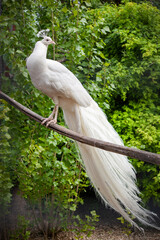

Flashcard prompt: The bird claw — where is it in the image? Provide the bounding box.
[41,118,51,125]
[41,118,57,127]
[46,119,57,127]
[41,105,58,127]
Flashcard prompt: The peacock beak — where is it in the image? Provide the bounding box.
[51,40,56,45]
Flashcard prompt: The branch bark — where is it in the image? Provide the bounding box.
[0,90,160,166]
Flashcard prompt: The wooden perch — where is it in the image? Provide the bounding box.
[0,90,160,166]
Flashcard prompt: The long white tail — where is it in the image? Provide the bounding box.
[63,100,158,230]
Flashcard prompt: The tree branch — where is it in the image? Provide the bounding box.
[0,90,160,166]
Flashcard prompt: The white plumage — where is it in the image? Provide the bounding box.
[26,36,159,230]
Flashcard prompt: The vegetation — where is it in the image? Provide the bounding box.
[0,0,160,239]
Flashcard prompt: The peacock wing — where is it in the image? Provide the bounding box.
[46,59,92,107]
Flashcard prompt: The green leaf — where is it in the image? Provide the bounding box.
[62,6,68,13]
[101,26,110,34]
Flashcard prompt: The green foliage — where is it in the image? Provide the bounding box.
[1,0,160,236]
[16,131,89,236]
[117,214,133,236]
[0,0,91,237]
[0,101,11,165]
[0,101,13,214]
[10,216,30,240]
[0,165,13,209]
[66,1,160,203]
[110,100,160,203]
[73,2,160,103]
[72,210,99,239]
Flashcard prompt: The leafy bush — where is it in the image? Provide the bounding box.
[0,1,91,238]
[0,101,13,239]
[0,0,160,237]
[72,210,99,239]
[17,130,89,237]
[110,100,160,203]
[68,2,160,102]
[10,216,30,240]
[67,2,160,203]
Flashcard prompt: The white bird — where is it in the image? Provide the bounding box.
[26,35,159,230]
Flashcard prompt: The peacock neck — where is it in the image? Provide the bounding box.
[33,41,48,58]
[26,41,48,81]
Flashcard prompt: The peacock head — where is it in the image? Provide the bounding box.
[41,36,55,46]
[37,29,55,46]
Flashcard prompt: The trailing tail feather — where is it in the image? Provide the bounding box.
[63,100,159,230]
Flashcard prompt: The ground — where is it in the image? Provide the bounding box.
[4,188,160,240]
[29,191,160,240]
[30,225,160,240]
